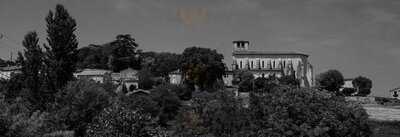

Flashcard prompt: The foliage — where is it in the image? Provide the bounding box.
[0,96,49,137]
[86,103,167,137]
[248,88,372,137]
[342,88,356,96]
[279,75,300,87]
[138,69,156,90]
[173,90,250,137]
[141,52,181,79]
[316,69,345,93]
[352,76,372,96]
[368,120,400,137]
[108,34,141,72]
[50,80,111,137]
[76,45,109,69]
[151,84,182,127]
[375,97,400,106]
[181,47,226,91]
[20,31,46,109]
[234,70,254,92]
[2,73,25,100]
[44,4,79,90]
[117,90,159,117]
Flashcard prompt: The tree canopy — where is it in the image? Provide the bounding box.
[181,47,226,91]
[316,69,344,93]
[352,76,372,96]
[76,34,140,72]
[44,4,79,90]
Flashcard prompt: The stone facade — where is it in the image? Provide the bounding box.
[231,41,314,87]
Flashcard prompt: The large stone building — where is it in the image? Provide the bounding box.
[231,41,314,87]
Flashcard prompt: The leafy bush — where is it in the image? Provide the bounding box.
[352,76,372,96]
[50,80,112,137]
[0,96,50,137]
[342,88,356,96]
[173,90,251,137]
[316,70,344,93]
[151,84,182,127]
[248,87,371,137]
[86,103,167,137]
[173,86,372,137]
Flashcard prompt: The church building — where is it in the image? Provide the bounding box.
[231,41,314,87]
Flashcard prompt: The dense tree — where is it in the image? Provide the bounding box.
[352,76,372,96]
[316,70,344,93]
[138,69,155,90]
[44,4,79,90]
[174,90,250,137]
[108,34,140,72]
[342,88,356,96]
[248,87,371,137]
[181,47,226,91]
[279,75,300,87]
[142,52,181,80]
[150,84,182,127]
[233,71,255,92]
[20,32,45,107]
[51,80,111,137]
[76,45,108,69]
[86,103,166,137]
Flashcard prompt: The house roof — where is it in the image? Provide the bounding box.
[74,69,111,76]
[233,50,309,57]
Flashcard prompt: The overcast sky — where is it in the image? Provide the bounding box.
[1,0,400,97]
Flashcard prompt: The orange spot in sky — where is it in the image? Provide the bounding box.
[177,8,208,27]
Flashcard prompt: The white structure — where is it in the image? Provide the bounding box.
[112,68,139,90]
[231,41,314,87]
[169,70,182,84]
[0,66,21,80]
[74,69,111,83]
[74,68,139,91]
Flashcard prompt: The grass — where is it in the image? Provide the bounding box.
[369,120,400,137]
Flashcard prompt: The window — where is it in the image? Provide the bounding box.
[251,61,254,69]
[240,61,243,69]
[262,61,265,68]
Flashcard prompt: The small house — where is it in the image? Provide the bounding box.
[73,69,111,83]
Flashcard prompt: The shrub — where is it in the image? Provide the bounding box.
[50,80,111,137]
[352,76,372,96]
[0,96,50,137]
[86,104,167,137]
[151,84,182,127]
[173,86,372,137]
[316,70,344,93]
[173,90,251,137]
[248,87,371,137]
[342,88,356,96]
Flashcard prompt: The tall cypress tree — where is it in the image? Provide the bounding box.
[21,31,44,106]
[44,4,78,90]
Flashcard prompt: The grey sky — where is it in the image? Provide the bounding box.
[1,0,400,97]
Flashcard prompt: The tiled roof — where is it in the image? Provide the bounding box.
[74,69,111,76]
[233,50,309,57]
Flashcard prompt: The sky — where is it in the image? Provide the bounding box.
[1,0,400,97]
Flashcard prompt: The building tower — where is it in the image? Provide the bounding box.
[233,40,249,51]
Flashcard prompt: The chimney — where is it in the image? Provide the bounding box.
[233,40,249,51]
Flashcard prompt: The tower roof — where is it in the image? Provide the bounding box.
[233,50,309,57]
